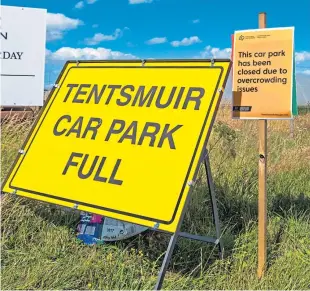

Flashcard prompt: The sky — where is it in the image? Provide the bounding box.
[3,0,310,104]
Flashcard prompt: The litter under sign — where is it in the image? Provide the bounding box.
[2,60,231,233]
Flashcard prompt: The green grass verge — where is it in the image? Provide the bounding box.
[1,111,310,290]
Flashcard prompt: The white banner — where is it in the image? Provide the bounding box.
[1,5,46,106]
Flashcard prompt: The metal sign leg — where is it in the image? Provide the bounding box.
[204,150,223,258]
[154,232,179,290]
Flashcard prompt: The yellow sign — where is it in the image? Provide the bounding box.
[232,27,294,119]
[2,60,231,233]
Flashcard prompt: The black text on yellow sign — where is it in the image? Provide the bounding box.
[2,61,231,233]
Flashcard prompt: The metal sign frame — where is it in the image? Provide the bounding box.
[1,59,231,289]
[2,59,231,234]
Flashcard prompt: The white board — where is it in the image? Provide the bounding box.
[1,5,47,106]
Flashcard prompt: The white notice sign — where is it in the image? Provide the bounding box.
[1,5,47,106]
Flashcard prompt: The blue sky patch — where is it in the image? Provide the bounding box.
[3,0,310,104]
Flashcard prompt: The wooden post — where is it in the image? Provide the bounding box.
[257,12,268,279]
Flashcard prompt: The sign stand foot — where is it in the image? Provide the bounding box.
[154,149,223,290]
[154,232,179,290]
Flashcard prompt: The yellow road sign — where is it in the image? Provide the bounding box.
[2,60,231,233]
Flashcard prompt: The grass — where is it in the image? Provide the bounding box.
[1,105,310,290]
[298,104,310,115]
